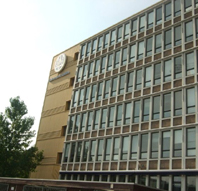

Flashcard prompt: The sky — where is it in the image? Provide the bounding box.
[0,0,159,144]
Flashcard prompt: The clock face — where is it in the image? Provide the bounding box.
[54,53,67,73]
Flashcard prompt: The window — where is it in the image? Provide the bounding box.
[89,140,96,161]
[146,37,153,56]
[155,34,162,53]
[124,103,132,124]
[133,100,140,123]
[122,47,127,65]
[147,11,153,28]
[152,96,160,120]
[116,104,123,126]
[196,0,198,7]
[172,176,181,191]
[105,138,112,160]
[131,19,137,36]
[154,63,161,84]
[87,111,93,131]
[149,176,157,188]
[185,21,193,42]
[119,75,125,94]
[162,131,170,158]
[82,141,89,162]
[84,86,90,104]
[86,42,91,57]
[104,80,110,99]
[78,88,84,105]
[186,52,194,75]
[80,113,87,132]
[70,142,76,162]
[104,33,109,48]
[174,0,181,16]
[151,133,159,158]
[68,116,74,134]
[140,134,148,159]
[92,39,97,54]
[144,66,152,87]
[128,175,135,183]
[107,53,113,71]
[174,91,182,116]
[76,142,82,162]
[100,56,106,73]
[156,7,162,24]
[135,69,142,89]
[113,137,120,160]
[131,135,138,159]
[129,44,136,62]
[164,29,172,50]
[111,77,118,96]
[80,44,85,59]
[97,139,104,161]
[160,176,169,191]
[94,59,100,76]
[186,176,196,191]
[139,175,146,185]
[100,108,107,129]
[184,0,192,12]
[173,129,182,157]
[121,136,129,160]
[77,66,82,82]
[117,26,123,42]
[74,114,80,133]
[187,128,196,156]
[82,64,87,80]
[119,175,125,182]
[64,143,70,162]
[110,30,116,45]
[93,110,100,130]
[143,98,150,121]
[174,56,182,79]
[124,23,129,39]
[97,36,103,51]
[137,41,144,59]
[174,25,181,46]
[165,3,171,21]
[97,82,103,100]
[114,50,120,68]
[196,18,198,38]
[163,93,171,118]
[90,84,96,102]
[72,90,78,107]
[164,59,172,82]
[127,72,133,92]
[88,61,93,78]
[108,106,115,127]
[186,88,195,114]
[139,15,145,32]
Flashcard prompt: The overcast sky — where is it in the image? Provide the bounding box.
[0,0,159,144]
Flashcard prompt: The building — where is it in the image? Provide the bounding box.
[33,0,198,190]
[30,45,80,179]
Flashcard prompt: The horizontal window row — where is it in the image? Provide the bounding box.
[73,49,197,107]
[64,127,196,163]
[61,174,196,191]
[80,0,198,59]
[69,87,196,134]
[77,21,198,82]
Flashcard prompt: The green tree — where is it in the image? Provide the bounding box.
[0,96,43,178]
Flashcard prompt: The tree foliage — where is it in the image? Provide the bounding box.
[0,96,43,178]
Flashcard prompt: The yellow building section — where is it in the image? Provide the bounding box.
[30,44,80,179]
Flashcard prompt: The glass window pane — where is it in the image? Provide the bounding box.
[156,7,162,24]
[173,129,182,157]
[139,15,145,32]
[146,37,153,56]
[187,128,196,156]
[111,77,118,96]
[185,21,193,42]
[93,110,100,130]
[104,33,109,48]
[164,29,172,50]
[87,111,93,131]
[91,84,96,102]
[127,72,133,92]
[155,34,162,53]
[163,93,171,118]
[119,75,125,94]
[160,176,169,190]
[131,135,138,159]
[164,60,172,82]
[174,0,181,16]
[124,23,130,39]
[174,26,181,46]
[174,56,182,79]
[110,30,116,45]
[154,63,161,84]
[76,142,82,162]
[97,139,104,161]
[80,113,87,132]
[101,108,107,129]
[113,137,120,160]
[97,36,103,51]
[105,138,112,160]
[174,91,182,116]
[147,11,153,28]
[114,50,120,68]
[165,3,171,21]
[131,19,137,36]
[121,136,129,160]
[138,41,144,59]
[143,98,150,121]
[186,176,196,191]
[141,134,148,159]
[130,44,136,62]
[162,131,170,158]
[89,140,96,161]
[92,39,97,54]
[151,133,159,158]
[186,52,194,75]
[107,53,113,71]
[117,26,123,42]
[124,103,132,124]
[186,88,195,114]
[108,106,115,127]
[135,69,142,89]
[153,96,160,120]
[122,48,127,65]
[94,59,100,76]
[82,141,89,161]
[133,101,140,123]
[104,80,110,98]
[116,105,123,126]
[144,66,152,87]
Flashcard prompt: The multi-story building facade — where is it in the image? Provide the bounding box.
[59,0,198,190]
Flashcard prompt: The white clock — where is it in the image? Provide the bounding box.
[54,53,67,73]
